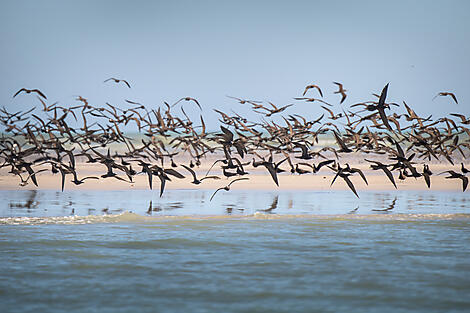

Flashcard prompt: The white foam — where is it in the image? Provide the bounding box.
[1,211,470,225]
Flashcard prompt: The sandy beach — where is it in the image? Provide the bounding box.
[1,158,467,193]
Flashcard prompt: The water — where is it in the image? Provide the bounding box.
[2,189,470,217]
[1,190,470,312]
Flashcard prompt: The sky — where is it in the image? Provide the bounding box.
[1,0,469,130]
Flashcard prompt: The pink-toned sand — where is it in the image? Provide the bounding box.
[0,159,466,192]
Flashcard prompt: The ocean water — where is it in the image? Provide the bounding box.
[1,190,470,312]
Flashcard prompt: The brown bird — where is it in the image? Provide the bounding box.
[450,113,470,125]
[433,92,458,104]
[173,97,202,110]
[226,96,262,105]
[210,177,249,201]
[293,97,332,106]
[302,84,323,97]
[181,164,220,185]
[329,166,360,198]
[104,78,131,88]
[376,83,393,132]
[13,88,47,100]
[333,82,347,104]
[439,170,468,192]
[365,159,397,189]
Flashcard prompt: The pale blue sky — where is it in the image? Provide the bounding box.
[1,0,469,129]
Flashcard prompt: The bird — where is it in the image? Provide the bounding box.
[210,178,249,201]
[365,159,397,189]
[433,92,458,104]
[181,164,220,185]
[461,163,469,174]
[330,168,360,198]
[439,170,468,192]
[302,84,323,97]
[376,83,394,132]
[71,174,99,185]
[104,78,131,88]
[450,113,470,124]
[13,88,47,99]
[333,82,347,104]
[422,164,432,188]
[173,97,202,110]
[226,96,262,105]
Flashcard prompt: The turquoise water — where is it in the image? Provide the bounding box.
[1,190,470,312]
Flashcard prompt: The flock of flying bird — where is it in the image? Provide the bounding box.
[1,79,469,200]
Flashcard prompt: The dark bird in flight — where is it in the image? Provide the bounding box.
[104,78,131,88]
[13,88,47,100]
[173,97,202,110]
[461,163,470,174]
[302,84,323,97]
[376,83,394,132]
[181,164,220,185]
[333,82,347,104]
[226,96,262,105]
[210,178,249,201]
[433,92,458,104]
[439,170,468,192]
[365,159,397,189]
[329,166,360,198]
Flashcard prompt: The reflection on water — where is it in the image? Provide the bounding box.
[8,190,38,211]
[0,189,469,218]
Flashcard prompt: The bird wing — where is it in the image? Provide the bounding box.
[342,175,359,198]
[461,176,468,192]
[382,167,397,189]
[378,106,393,131]
[59,168,66,192]
[321,106,335,119]
[158,174,166,197]
[302,87,309,96]
[316,85,323,97]
[228,177,249,187]
[395,141,405,158]
[190,98,202,110]
[32,89,47,99]
[264,163,279,186]
[122,80,131,88]
[13,88,26,98]
[210,187,224,201]
[163,168,185,179]
[333,131,350,151]
[378,83,389,107]
[24,164,38,187]
[200,176,220,181]
[355,168,368,185]
[181,164,197,181]
[330,169,341,186]
[423,173,431,188]
[450,93,458,104]
[220,125,234,142]
[146,170,153,190]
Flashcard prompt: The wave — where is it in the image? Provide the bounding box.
[1,211,470,225]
